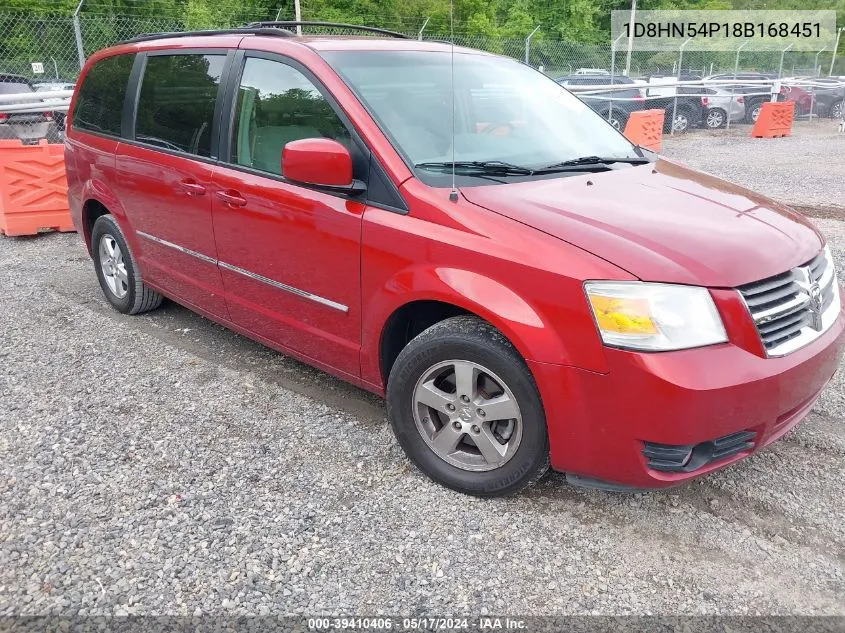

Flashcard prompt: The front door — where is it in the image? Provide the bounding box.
[211,54,365,377]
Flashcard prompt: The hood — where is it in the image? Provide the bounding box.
[461,159,822,287]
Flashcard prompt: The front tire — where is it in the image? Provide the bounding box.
[746,99,764,123]
[669,108,693,133]
[386,316,549,497]
[91,214,163,315]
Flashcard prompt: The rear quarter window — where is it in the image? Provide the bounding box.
[134,53,225,157]
[73,54,134,136]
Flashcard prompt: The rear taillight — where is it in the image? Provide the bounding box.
[737,96,744,104]
[634,95,644,102]
[0,113,7,121]
[43,111,53,120]
[701,97,709,106]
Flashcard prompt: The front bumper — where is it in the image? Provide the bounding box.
[531,301,845,489]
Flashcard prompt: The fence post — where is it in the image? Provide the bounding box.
[831,27,844,76]
[726,40,748,130]
[671,37,692,135]
[778,43,794,79]
[72,0,85,70]
[624,0,637,77]
[524,25,540,65]
[609,33,624,127]
[809,46,827,122]
[417,17,429,41]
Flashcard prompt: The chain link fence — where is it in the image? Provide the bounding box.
[3,10,843,83]
[1,10,843,145]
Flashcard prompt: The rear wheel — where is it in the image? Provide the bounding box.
[705,108,727,129]
[830,100,843,120]
[91,214,163,315]
[386,316,549,497]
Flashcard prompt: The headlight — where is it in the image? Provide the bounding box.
[584,281,728,351]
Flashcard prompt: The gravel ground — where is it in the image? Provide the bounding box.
[662,120,845,214]
[2,133,845,616]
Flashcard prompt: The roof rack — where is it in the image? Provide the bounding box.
[246,21,409,39]
[121,27,295,45]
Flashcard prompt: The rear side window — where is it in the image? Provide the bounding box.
[73,54,134,135]
[230,57,350,176]
[135,54,225,157]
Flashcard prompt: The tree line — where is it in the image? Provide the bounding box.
[4,0,842,44]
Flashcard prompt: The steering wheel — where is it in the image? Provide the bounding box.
[481,121,514,135]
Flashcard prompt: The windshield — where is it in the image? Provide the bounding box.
[321,50,640,179]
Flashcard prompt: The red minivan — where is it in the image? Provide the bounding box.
[65,23,844,496]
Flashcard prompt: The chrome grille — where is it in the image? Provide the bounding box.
[738,248,839,357]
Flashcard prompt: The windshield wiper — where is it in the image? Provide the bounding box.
[414,160,535,176]
[537,155,651,172]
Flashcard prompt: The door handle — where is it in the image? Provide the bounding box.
[179,179,207,196]
[215,190,247,208]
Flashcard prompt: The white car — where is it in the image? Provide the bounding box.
[574,68,610,75]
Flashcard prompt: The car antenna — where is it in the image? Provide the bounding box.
[448,0,459,203]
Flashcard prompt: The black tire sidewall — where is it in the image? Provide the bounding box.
[387,328,548,497]
[91,216,138,314]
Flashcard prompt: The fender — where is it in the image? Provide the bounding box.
[79,177,136,252]
[360,264,611,389]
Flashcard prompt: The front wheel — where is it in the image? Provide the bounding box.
[747,100,764,123]
[830,100,843,120]
[386,316,549,497]
[670,109,693,133]
[605,111,628,131]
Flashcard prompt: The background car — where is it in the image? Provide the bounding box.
[0,73,60,143]
[703,73,775,123]
[786,78,845,120]
[574,68,609,75]
[556,74,645,130]
[33,79,76,130]
[700,87,746,128]
[638,76,705,132]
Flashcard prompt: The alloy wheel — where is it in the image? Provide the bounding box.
[98,233,129,299]
[412,359,523,472]
[673,113,690,132]
[706,110,725,129]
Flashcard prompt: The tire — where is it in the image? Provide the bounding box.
[669,108,693,133]
[604,111,628,132]
[746,100,764,124]
[386,316,550,497]
[704,108,727,129]
[91,214,163,315]
[830,100,843,120]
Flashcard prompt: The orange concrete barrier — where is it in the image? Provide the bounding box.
[623,109,665,152]
[750,101,795,139]
[0,139,74,237]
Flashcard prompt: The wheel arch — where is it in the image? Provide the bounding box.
[364,266,597,390]
[79,179,130,255]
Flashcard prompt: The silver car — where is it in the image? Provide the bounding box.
[700,87,747,128]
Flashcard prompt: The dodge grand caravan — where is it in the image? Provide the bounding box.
[65,22,845,496]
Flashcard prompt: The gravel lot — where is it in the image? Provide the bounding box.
[662,120,845,214]
[2,128,844,617]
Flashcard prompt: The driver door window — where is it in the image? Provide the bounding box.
[230,57,350,176]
